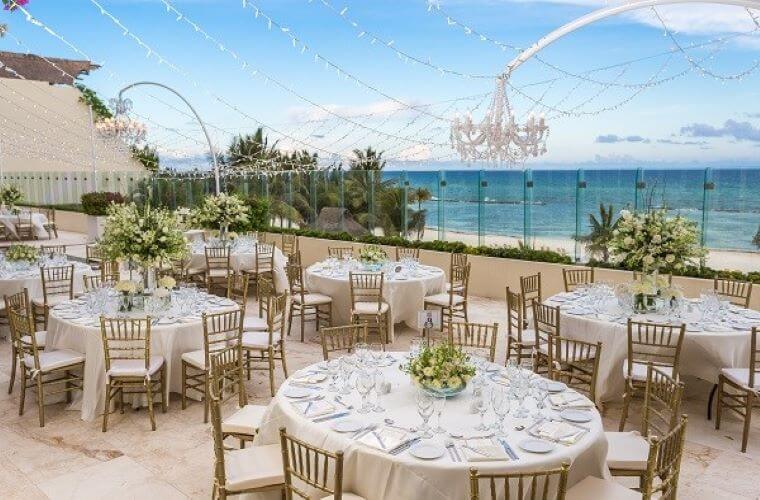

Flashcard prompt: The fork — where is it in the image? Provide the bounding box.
[444,439,460,462]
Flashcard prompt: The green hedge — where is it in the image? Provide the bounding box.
[80,192,125,216]
[587,259,760,284]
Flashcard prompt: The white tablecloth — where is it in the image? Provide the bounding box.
[188,246,289,293]
[0,212,49,239]
[305,264,446,341]
[46,299,239,421]
[545,292,760,402]
[0,262,93,302]
[250,354,608,500]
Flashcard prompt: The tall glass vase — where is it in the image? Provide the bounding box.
[219,223,229,244]
[142,265,156,293]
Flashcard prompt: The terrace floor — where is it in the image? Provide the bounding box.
[0,237,758,499]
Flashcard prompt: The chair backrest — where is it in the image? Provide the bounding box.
[349,272,384,312]
[714,277,752,308]
[633,271,673,285]
[205,246,231,273]
[226,273,249,310]
[319,324,368,361]
[8,308,42,369]
[328,246,353,259]
[749,327,759,390]
[642,363,684,439]
[100,260,121,281]
[209,345,247,407]
[286,262,306,302]
[15,213,34,239]
[255,242,274,273]
[469,463,569,500]
[448,322,499,362]
[520,272,542,319]
[279,426,345,499]
[396,246,420,261]
[265,292,289,345]
[4,288,31,317]
[505,287,526,344]
[257,274,277,318]
[547,335,601,401]
[201,309,243,368]
[626,320,686,377]
[40,264,75,303]
[562,267,594,292]
[281,233,298,256]
[288,250,302,266]
[532,302,560,346]
[450,252,468,270]
[85,243,102,264]
[40,244,66,257]
[448,263,471,303]
[99,317,151,373]
[642,415,688,500]
[84,274,116,291]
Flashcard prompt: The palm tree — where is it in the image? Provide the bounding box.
[577,204,619,262]
[349,147,386,171]
[409,187,432,240]
[226,128,280,172]
[753,225,760,249]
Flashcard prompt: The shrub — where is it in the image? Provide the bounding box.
[81,192,125,216]
[244,197,270,231]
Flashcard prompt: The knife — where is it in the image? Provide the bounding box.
[499,438,519,460]
[312,411,350,423]
[389,437,421,455]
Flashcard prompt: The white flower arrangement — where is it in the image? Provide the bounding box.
[0,183,23,210]
[114,280,138,294]
[98,203,187,266]
[153,287,171,299]
[609,208,706,273]
[403,343,475,392]
[190,193,248,230]
[5,244,38,263]
[157,275,176,289]
[358,245,387,265]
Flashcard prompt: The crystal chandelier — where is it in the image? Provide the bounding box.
[450,76,549,164]
[96,97,147,145]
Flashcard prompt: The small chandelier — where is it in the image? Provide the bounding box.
[96,97,147,145]
[450,76,549,164]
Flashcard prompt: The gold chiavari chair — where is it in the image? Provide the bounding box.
[14,212,35,240]
[100,260,121,281]
[85,243,102,267]
[505,287,538,366]
[208,368,285,499]
[447,321,499,362]
[520,272,542,324]
[547,335,602,402]
[619,319,685,431]
[33,264,75,329]
[100,316,166,432]
[182,309,244,423]
[531,302,560,373]
[209,345,267,448]
[349,272,390,345]
[226,272,250,311]
[205,246,233,295]
[286,262,332,342]
[469,463,569,500]
[607,363,684,484]
[715,326,760,452]
[319,323,368,361]
[396,246,420,261]
[42,207,58,239]
[279,426,365,500]
[242,292,289,397]
[562,267,595,292]
[4,289,43,394]
[424,263,471,328]
[328,246,354,259]
[714,277,753,308]
[243,242,275,298]
[281,233,298,258]
[446,252,468,293]
[158,256,190,286]
[633,271,673,285]
[249,274,277,326]
[84,274,115,291]
[40,244,66,257]
[9,308,84,427]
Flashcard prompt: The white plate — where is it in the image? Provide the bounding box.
[560,409,593,423]
[330,419,364,433]
[283,387,314,399]
[409,443,445,460]
[518,439,555,454]
[546,381,567,393]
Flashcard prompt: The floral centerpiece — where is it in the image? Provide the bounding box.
[402,343,475,397]
[609,208,706,273]
[190,193,248,240]
[5,243,38,264]
[358,245,387,271]
[115,280,138,312]
[629,272,683,313]
[0,183,23,212]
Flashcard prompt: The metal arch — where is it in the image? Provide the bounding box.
[504,0,760,76]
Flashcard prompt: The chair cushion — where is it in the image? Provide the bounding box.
[424,293,465,307]
[509,328,538,346]
[24,348,84,372]
[566,476,642,500]
[293,293,332,306]
[207,268,230,278]
[32,295,69,308]
[721,368,760,391]
[242,331,280,349]
[186,267,205,276]
[605,431,650,470]
[225,444,284,492]
[107,355,165,380]
[222,404,267,435]
[20,330,47,348]
[243,316,268,332]
[352,301,389,315]
[623,360,674,382]
[181,349,206,370]
[319,494,365,500]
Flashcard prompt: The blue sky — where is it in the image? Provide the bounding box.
[2,0,760,168]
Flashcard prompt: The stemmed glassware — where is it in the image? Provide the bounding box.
[490,388,510,435]
[409,338,423,359]
[415,389,435,438]
[473,391,490,431]
[326,359,341,392]
[356,369,375,414]
[432,397,446,434]
[339,356,353,395]
[372,369,386,413]
[532,380,548,419]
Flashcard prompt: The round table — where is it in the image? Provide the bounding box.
[251,354,608,500]
[188,242,289,292]
[305,262,445,341]
[0,211,49,239]
[0,261,93,300]
[545,291,760,402]
[45,291,239,421]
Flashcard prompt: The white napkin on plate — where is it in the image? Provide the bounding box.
[535,421,585,444]
[357,426,407,452]
[461,438,509,461]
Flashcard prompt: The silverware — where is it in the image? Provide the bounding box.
[353,424,377,440]
[371,430,386,449]
[499,438,519,460]
[462,445,488,457]
[312,411,350,423]
[334,395,353,409]
[389,437,421,455]
[444,439,461,462]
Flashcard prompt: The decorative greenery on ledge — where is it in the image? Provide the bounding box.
[587,259,760,285]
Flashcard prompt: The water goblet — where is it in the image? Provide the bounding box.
[473,392,490,431]
[369,342,384,364]
[531,380,548,419]
[432,396,446,434]
[490,388,510,435]
[356,369,375,414]
[372,369,386,413]
[326,359,341,392]
[354,342,369,366]
[338,357,353,395]
[415,389,435,438]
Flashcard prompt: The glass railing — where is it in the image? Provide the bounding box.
[3,168,759,261]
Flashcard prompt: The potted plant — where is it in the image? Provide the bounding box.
[81,192,125,240]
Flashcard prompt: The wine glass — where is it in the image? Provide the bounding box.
[409,338,423,359]
[338,357,353,395]
[532,380,548,419]
[473,392,489,431]
[372,369,386,413]
[356,369,375,414]
[415,389,435,438]
[326,359,340,392]
[490,388,510,435]
[354,342,369,365]
[369,342,384,364]
[432,396,446,434]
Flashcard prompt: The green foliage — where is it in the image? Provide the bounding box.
[244,197,270,231]
[131,145,160,173]
[350,147,386,171]
[588,258,760,285]
[576,204,619,263]
[75,84,113,121]
[80,192,125,216]
[753,226,760,249]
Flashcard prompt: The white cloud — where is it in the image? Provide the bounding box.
[286,100,421,122]
[395,144,433,161]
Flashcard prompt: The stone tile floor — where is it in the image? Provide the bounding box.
[1,293,759,499]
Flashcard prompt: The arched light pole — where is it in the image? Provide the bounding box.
[115,81,221,194]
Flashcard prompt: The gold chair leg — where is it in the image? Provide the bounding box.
[161,365,168,413]
[619,382,633,432]
[715,378,723,430]
[65,370,72,404]
[19,370,27,416]
[8,345,16,394]
[300,306,305,342]
[742,392,753,453]
[102,383,111,432]
[181,361,187,410]
[287,303,295,337]
[280,344,288,378]
[36,377,45,427]
[146,380,157,431]
[268,348,276,397]
[203,372,210,424]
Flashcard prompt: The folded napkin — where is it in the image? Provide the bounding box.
[461,438,509,462]
[357,426,408,452]
[549,393,593,409]
[534,421,586,445]
[292,373,327,385]
[295,399,336,418]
